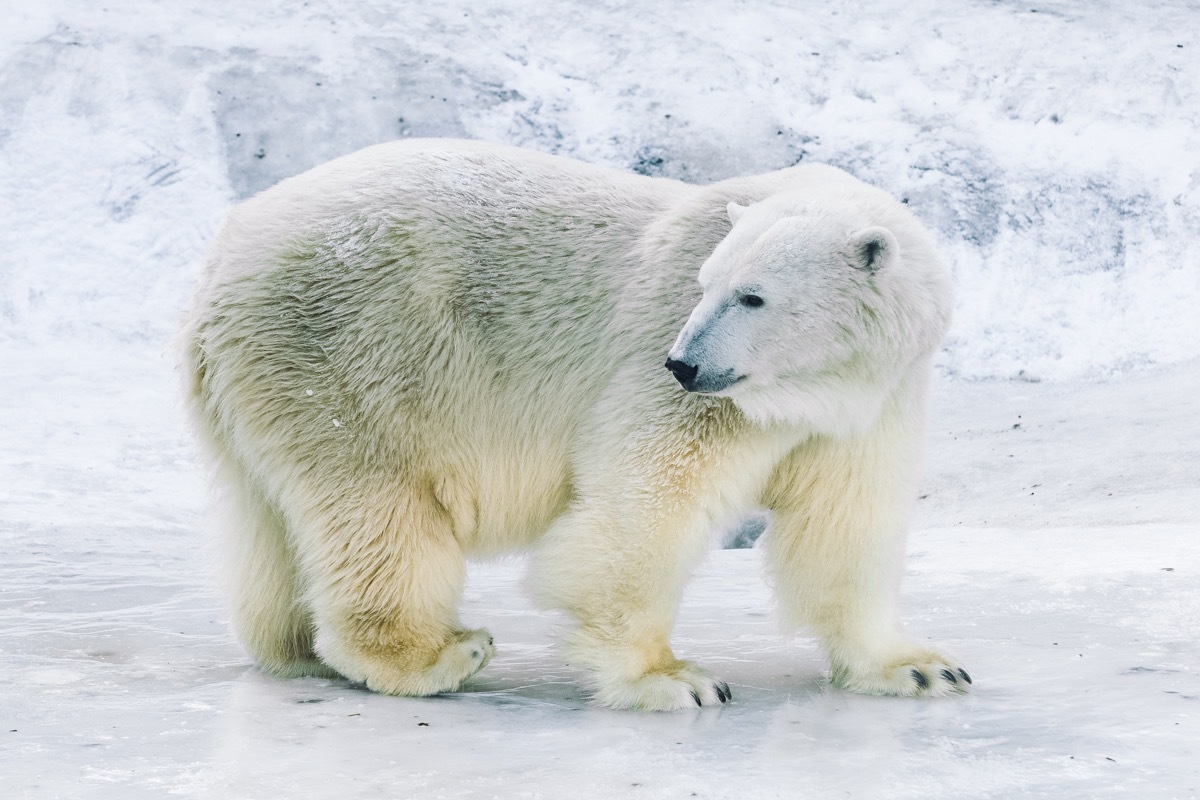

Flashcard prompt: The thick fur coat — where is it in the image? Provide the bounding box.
[181,139,965,710]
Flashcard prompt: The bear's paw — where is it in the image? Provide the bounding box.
[831,648,970,698]
[591,662,732,711]
[355,628,496,696]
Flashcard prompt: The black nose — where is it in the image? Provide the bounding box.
[664,358,699,386]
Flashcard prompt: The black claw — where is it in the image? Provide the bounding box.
[958,669,972,685]
[941,668,958,685]
[718,681,732,703]
[690,690,702,707]
[912,669,929,689]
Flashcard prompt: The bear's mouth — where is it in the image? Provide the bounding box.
[690,373,747,395]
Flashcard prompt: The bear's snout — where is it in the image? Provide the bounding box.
[664,358,699,388]
[665,357,743,394]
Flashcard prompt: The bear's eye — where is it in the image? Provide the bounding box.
[740,294,764,308]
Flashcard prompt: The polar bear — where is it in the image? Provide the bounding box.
[181,139,966,711]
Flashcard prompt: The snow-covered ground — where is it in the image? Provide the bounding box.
[6,353,1198,799]
[1,1,1197,798]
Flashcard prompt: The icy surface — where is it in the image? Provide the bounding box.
[2,0,1199,798]
[2,361,1199,799]
[2,344,1197,800]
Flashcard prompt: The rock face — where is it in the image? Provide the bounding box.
[0,1,1198,384]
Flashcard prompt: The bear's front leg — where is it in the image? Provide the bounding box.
[762,382,971,698]
[531,395,763,711]
[534,499,732,711]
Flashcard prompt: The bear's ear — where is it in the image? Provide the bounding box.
[850,226,898,272]
[727,202,749,226]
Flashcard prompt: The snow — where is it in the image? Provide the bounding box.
[1,0,1198,797]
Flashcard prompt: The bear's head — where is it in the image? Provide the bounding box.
[665,192,950,436]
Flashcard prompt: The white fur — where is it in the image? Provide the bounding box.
[181,139,962,710]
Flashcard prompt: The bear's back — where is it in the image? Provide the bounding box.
[187,143,701,498]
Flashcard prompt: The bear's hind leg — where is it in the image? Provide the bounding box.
[294,481,494,696]
[213,459,338,680]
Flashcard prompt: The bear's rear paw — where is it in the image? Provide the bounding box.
[267,657,343,681]
[412,627,496,694]
[349,628,495,697]
[591,661,732,711]
[832,647,970,698]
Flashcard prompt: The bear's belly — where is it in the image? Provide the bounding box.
[438,443,575,556]
[472,460,574,555]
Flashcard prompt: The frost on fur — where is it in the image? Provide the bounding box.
[181,139,958,709]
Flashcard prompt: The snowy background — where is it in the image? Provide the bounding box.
[1,1,1197,797]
